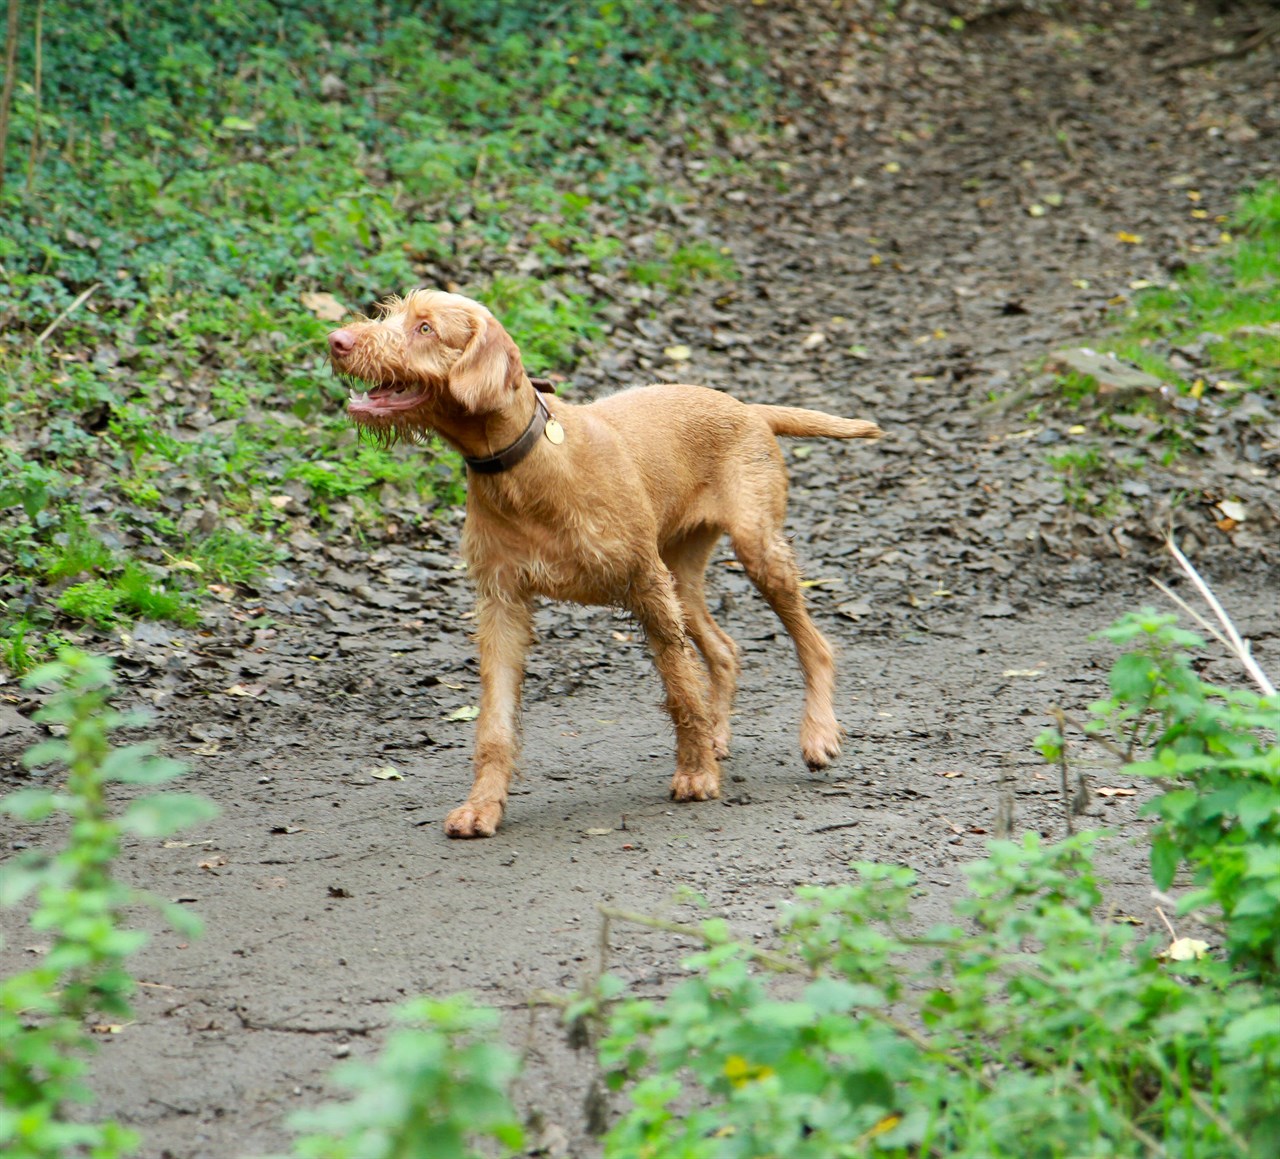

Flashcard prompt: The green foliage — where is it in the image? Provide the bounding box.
[0,651,217,1159]
[280,995,523,1159]
[1088,609,1280,979]
[0,1,764,661]
[1051,181,1280,425]
[54,562,198,631]
[596,823,1277,1158]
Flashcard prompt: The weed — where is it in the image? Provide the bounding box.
[0,651,216,1159]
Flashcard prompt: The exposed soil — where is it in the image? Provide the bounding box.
[3,4,1279,1156]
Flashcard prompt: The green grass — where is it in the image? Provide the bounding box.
[0,1,769,669]
[1065,181,1280,406]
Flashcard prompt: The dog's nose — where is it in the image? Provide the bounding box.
[328,328,355,357]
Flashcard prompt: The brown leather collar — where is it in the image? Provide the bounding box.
[464,390,553,475]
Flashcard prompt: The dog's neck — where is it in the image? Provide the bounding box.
[428,375,547,462]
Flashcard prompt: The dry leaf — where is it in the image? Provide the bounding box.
[369,766,404,781]
[663,344,692,361]
[800,330,827,349]
[198,855,227,870]
[446,705,480,722]
[583,827,615,836]
[1002,668,1044,677]
[1116,231,1143,244]
[224,682,265,698]
[1166,936,1211,962]
[300,291,348,322]
[1096,786,1137,798]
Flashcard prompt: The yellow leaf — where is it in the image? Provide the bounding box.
[1116,231,1143,244]
[884,161,901,173]
[1189,379,1205,398]
[1068,424,1086,434]
[300,291,348,322]
[1167,936,1210,962]
[663,344,692,362]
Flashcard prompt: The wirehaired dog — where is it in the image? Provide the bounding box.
[328,290,881,837]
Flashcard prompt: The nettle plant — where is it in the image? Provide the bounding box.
[0,651,217,1159]
[1090,608,1280,980]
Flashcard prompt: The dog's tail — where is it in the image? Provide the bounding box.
[753,405,882,441]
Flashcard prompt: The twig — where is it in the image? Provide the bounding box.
[1155,15,1280,73]
[24,0,38,194]
[1149,576,1233,653]
[0,0,20,197]
[1165,536,1275,697]
[33,281,101,346]
[1050,706,1075,835]
[1154,905,1178,940]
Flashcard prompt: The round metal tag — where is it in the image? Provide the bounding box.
[544,417,565,445]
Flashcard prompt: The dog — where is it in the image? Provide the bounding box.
[328,290,881,837]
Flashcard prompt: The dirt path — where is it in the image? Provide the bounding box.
[3,5,1279,1156]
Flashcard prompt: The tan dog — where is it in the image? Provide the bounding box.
[328,290,881,837]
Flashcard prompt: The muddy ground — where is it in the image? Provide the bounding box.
[3,3,1279,1156]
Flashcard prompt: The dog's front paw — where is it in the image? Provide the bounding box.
[444,801,503,838]
[801,715,843,770]
[670,768,720,802]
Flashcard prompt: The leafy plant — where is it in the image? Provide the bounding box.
[1088,608,1280,979]
[279,995,523,1159]
[0,651,217,1159]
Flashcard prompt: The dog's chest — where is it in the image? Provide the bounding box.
[462,507,629,605]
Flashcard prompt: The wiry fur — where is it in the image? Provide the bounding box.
[328,290,882,837]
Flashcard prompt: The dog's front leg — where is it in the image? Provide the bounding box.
[444,593,533,838]
[630,570,721,802]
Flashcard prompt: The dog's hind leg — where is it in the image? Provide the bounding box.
[730,525,842,770]
[662,529,740,758]
[445,593,533,837]
[627,564,722,802]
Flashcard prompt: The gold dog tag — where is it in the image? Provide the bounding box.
[544,417,565,445]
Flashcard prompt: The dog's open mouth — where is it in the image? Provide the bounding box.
[346,383,429,418]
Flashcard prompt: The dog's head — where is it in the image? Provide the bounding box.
[328,290,525,438]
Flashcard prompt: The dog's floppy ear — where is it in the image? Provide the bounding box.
[448,307,525,413]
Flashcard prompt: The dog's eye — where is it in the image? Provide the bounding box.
[418,321,433,335]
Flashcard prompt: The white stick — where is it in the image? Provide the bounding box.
[1166,536,1276,698]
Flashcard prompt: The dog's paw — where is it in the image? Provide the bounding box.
[444,801,503,838]
[670,768,721,802]
[801,717,843,770]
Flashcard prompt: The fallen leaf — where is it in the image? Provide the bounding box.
[369,766,404,781]
[800,330,827,349]
[1116,231,1143,244]
[1002,668,1044,677]
[91,1023,127,1035]
[583,827,615,836]
[663,344,692,362]
[301,291,348,322]
[224,683,265,698]
[1096,786,1137,798]
[1216,499,1247,522]
[1027,204,1046,217]
[1112,913,1144,925]
[445,705,480,722]
[198,855,227,870]
[1166,936,1211,962]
